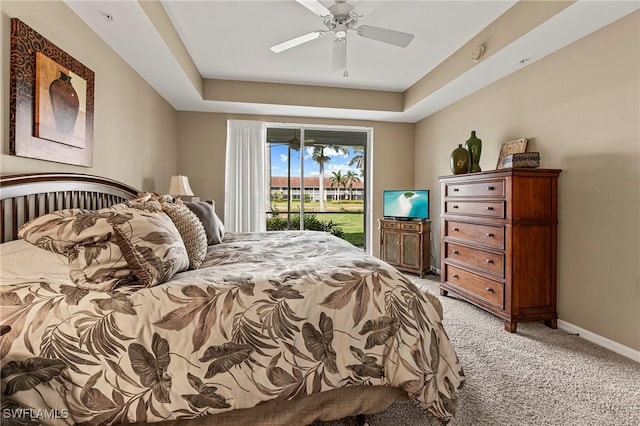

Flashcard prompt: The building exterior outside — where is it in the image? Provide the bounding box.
[270,176,364,202]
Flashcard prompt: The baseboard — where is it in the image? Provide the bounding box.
[419,271,638,362]
[557,319,640,363]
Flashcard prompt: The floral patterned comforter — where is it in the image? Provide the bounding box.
[0,231,464,425]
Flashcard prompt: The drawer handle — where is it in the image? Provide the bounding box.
[453,188,459,192]
[486,233,494,237]
[452,250,459,255]
[453,205,459,209]
[453,274,459,279]
[453,227,460,232]
[487,186,495,190]
[486,259,494,264]
[486,287,495,293]
[486,206,494,211]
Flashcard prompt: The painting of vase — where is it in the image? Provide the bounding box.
[35,52,87,148]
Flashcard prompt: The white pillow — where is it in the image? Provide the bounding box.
[0,239,71,285]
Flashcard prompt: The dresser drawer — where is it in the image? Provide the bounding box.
[446,221,505,249]
[445,201,504,218]
[400,222,421,232]
[446,179,505,198]
[382,221,400,230]
[445,265,504,308]
[445,242,504,277]
[382,221,425,232]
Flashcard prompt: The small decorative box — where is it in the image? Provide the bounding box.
[500,152,540,168]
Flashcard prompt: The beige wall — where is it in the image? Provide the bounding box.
[177,112,414,251]
[0,1,178,191]
[415,12,640,351]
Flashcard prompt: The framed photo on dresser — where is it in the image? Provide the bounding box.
[496,138,528,169]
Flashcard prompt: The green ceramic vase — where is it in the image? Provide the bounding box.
[450,144,470,175]
[465,131,482,172]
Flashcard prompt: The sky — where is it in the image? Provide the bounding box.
[270,144,361,178]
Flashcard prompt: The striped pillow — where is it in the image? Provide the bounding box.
[162,203,208,269]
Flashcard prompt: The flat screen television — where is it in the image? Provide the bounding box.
[383,190,430,220]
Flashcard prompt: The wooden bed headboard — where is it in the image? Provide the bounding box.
[0,173,139,243]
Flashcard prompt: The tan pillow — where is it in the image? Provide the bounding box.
[67,241,137,291]
[18,208,101,255]
[111,209,190,286]
[18,207,190,290]
[111,198,163,213]
[162,203,207,269]
[19,208,136,291]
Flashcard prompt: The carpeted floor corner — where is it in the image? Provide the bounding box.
[312,274,640,426]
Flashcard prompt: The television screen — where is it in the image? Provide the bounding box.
[383,190,429,220]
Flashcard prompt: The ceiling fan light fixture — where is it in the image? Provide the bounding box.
[332,37,347,71]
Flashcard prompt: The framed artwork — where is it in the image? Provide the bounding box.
[35,52,88,148]
[496,138,528,169]
[9,19,95,167]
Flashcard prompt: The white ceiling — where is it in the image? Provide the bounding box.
[162,0,515,91]
[66,0,639,123]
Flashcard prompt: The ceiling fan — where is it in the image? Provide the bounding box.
[269,0,415,77]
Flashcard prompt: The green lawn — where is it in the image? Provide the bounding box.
[268,201,365,247]
[271,200,363,213]
[316,212,364,247]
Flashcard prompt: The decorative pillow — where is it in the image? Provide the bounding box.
[162,203,207,269]
[18,207,190,290]
[18,208,98,255]
[67,241,137,291]
[207,200,225,240]
[215,209,226,240]
[111,209,190,286]
[19,208,137,291]
[185,201,223,245]
[112,199,162,213]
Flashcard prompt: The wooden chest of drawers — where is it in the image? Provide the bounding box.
[439,168,561,332]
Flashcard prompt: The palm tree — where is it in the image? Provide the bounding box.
[311,147,331,211]
[344,170,361,200]
[330,171,347,201]
[311,145,348,211]
[349,146,365,177]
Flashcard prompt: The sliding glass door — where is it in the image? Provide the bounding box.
[267,130,302,230]
[266,126,370,250]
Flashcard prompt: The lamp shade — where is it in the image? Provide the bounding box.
[168,175,194,196]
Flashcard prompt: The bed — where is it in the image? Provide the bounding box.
[0,173,464,425]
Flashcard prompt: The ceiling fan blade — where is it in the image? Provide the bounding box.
[332,38,346,71]
[296,0,332,17]
[270,31,326,53]
[356,25,414,48]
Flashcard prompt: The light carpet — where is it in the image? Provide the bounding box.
[313,275,640,426]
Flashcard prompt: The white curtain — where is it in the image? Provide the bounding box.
[224,120,267,232]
